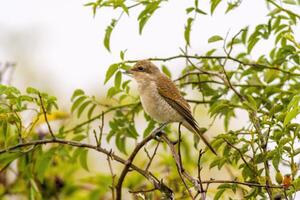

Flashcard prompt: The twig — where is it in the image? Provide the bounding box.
[0,137,174,198]
[107,155,116,200]
[38,93,56,139]
[129,187,157,194]
[197,150,206,200]
[223,139,257,176]
[115,123,167,200]
[145,141,160,172]
[122,54,300,76]
[177,123,194,199]
[201,179,282,188]
[161,134,200,197]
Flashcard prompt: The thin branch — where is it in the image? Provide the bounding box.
[129,187,157,194]
[63,102,139,134]
[115,123,167,200]
[38,93,56,139]
[197,149,206,200]
[0,137,174,198]
[107,155,116,200]
[202,179,282,188]
[177,123,194,200]
[161,134,201,195]
[223,139,257,176]
[267,0,300,19]
[145,141,160,172]
[122,54,300,76]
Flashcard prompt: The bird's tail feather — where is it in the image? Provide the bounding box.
[183,121,217,155]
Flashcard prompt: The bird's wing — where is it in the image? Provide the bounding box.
[156,75,198,129]
[157,75,217,155]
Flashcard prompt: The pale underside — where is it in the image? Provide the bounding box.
[137,80,184,123]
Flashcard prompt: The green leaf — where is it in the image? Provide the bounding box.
[208,35,223,43]
[0,152,23,168]
[283,0,296,5]
[104,19,117,51]
[71,89,84,101]
[71,96,87,113]
[26,87,39,95]
[195,8,207,15]
[247,37,259,53]
[104,63,119,84]
[214,189,225,200]
[88,104,97,119]
[79,149,89,171]
[284,108,299,127]
[186,7,194,14]
[77,100,92,118]
[184,18,194,46]
[35,149,54,182]
[210,0,222,14]
[161,65,171,78]
[114,71,122,89]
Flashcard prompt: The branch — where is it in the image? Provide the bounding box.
[122,54,300,76]
[202,179,282,189]
[115,123,167,200]
[63,102,139,134]
[0,138,173,198]
[38,93,56,139]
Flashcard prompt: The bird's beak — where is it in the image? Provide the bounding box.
[122,69,133,76]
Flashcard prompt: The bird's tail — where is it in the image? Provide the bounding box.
[183,121,217,155]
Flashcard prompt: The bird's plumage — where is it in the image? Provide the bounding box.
[130,60,216,155]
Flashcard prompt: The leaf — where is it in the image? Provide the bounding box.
[104,19,116,51]
[79,149,89,171]
[35,149,54,182]
[247,37,259,53]
[184,18,194,46]
[71,89,84,101]
[104,63,119,84]
[264,69,279,83]
[77,100,92,118]
[283,0,296,5]
[208,35,223,43]
[0,152,22,168]
[88,104,97,119]
[114,71,122,89]
[161,65,171,78]
[26,87,39,95]
[138,2,160,34]
[143,120,156,138]
[210,0,222,14]
[186,7,194,14]
[214,189,225,200]
[195,8,207,15]
[71,96,87,113]
[284,108,299,127]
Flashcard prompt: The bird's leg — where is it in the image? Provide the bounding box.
[151,122,169,139]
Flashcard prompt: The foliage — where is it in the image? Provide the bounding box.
[0,0,300,199]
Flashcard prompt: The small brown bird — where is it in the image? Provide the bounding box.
[128,60,217,155]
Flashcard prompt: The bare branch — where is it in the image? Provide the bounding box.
[115,123,168,200]
[38,93,56,139]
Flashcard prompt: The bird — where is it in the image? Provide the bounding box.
[127,60,217,155]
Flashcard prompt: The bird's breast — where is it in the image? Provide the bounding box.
[137,81,183,123]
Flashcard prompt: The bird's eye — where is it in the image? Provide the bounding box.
[137,66,144,71]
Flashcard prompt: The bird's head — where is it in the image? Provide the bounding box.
[127,60,161,83]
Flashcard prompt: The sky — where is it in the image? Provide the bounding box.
[0,0,271,107]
